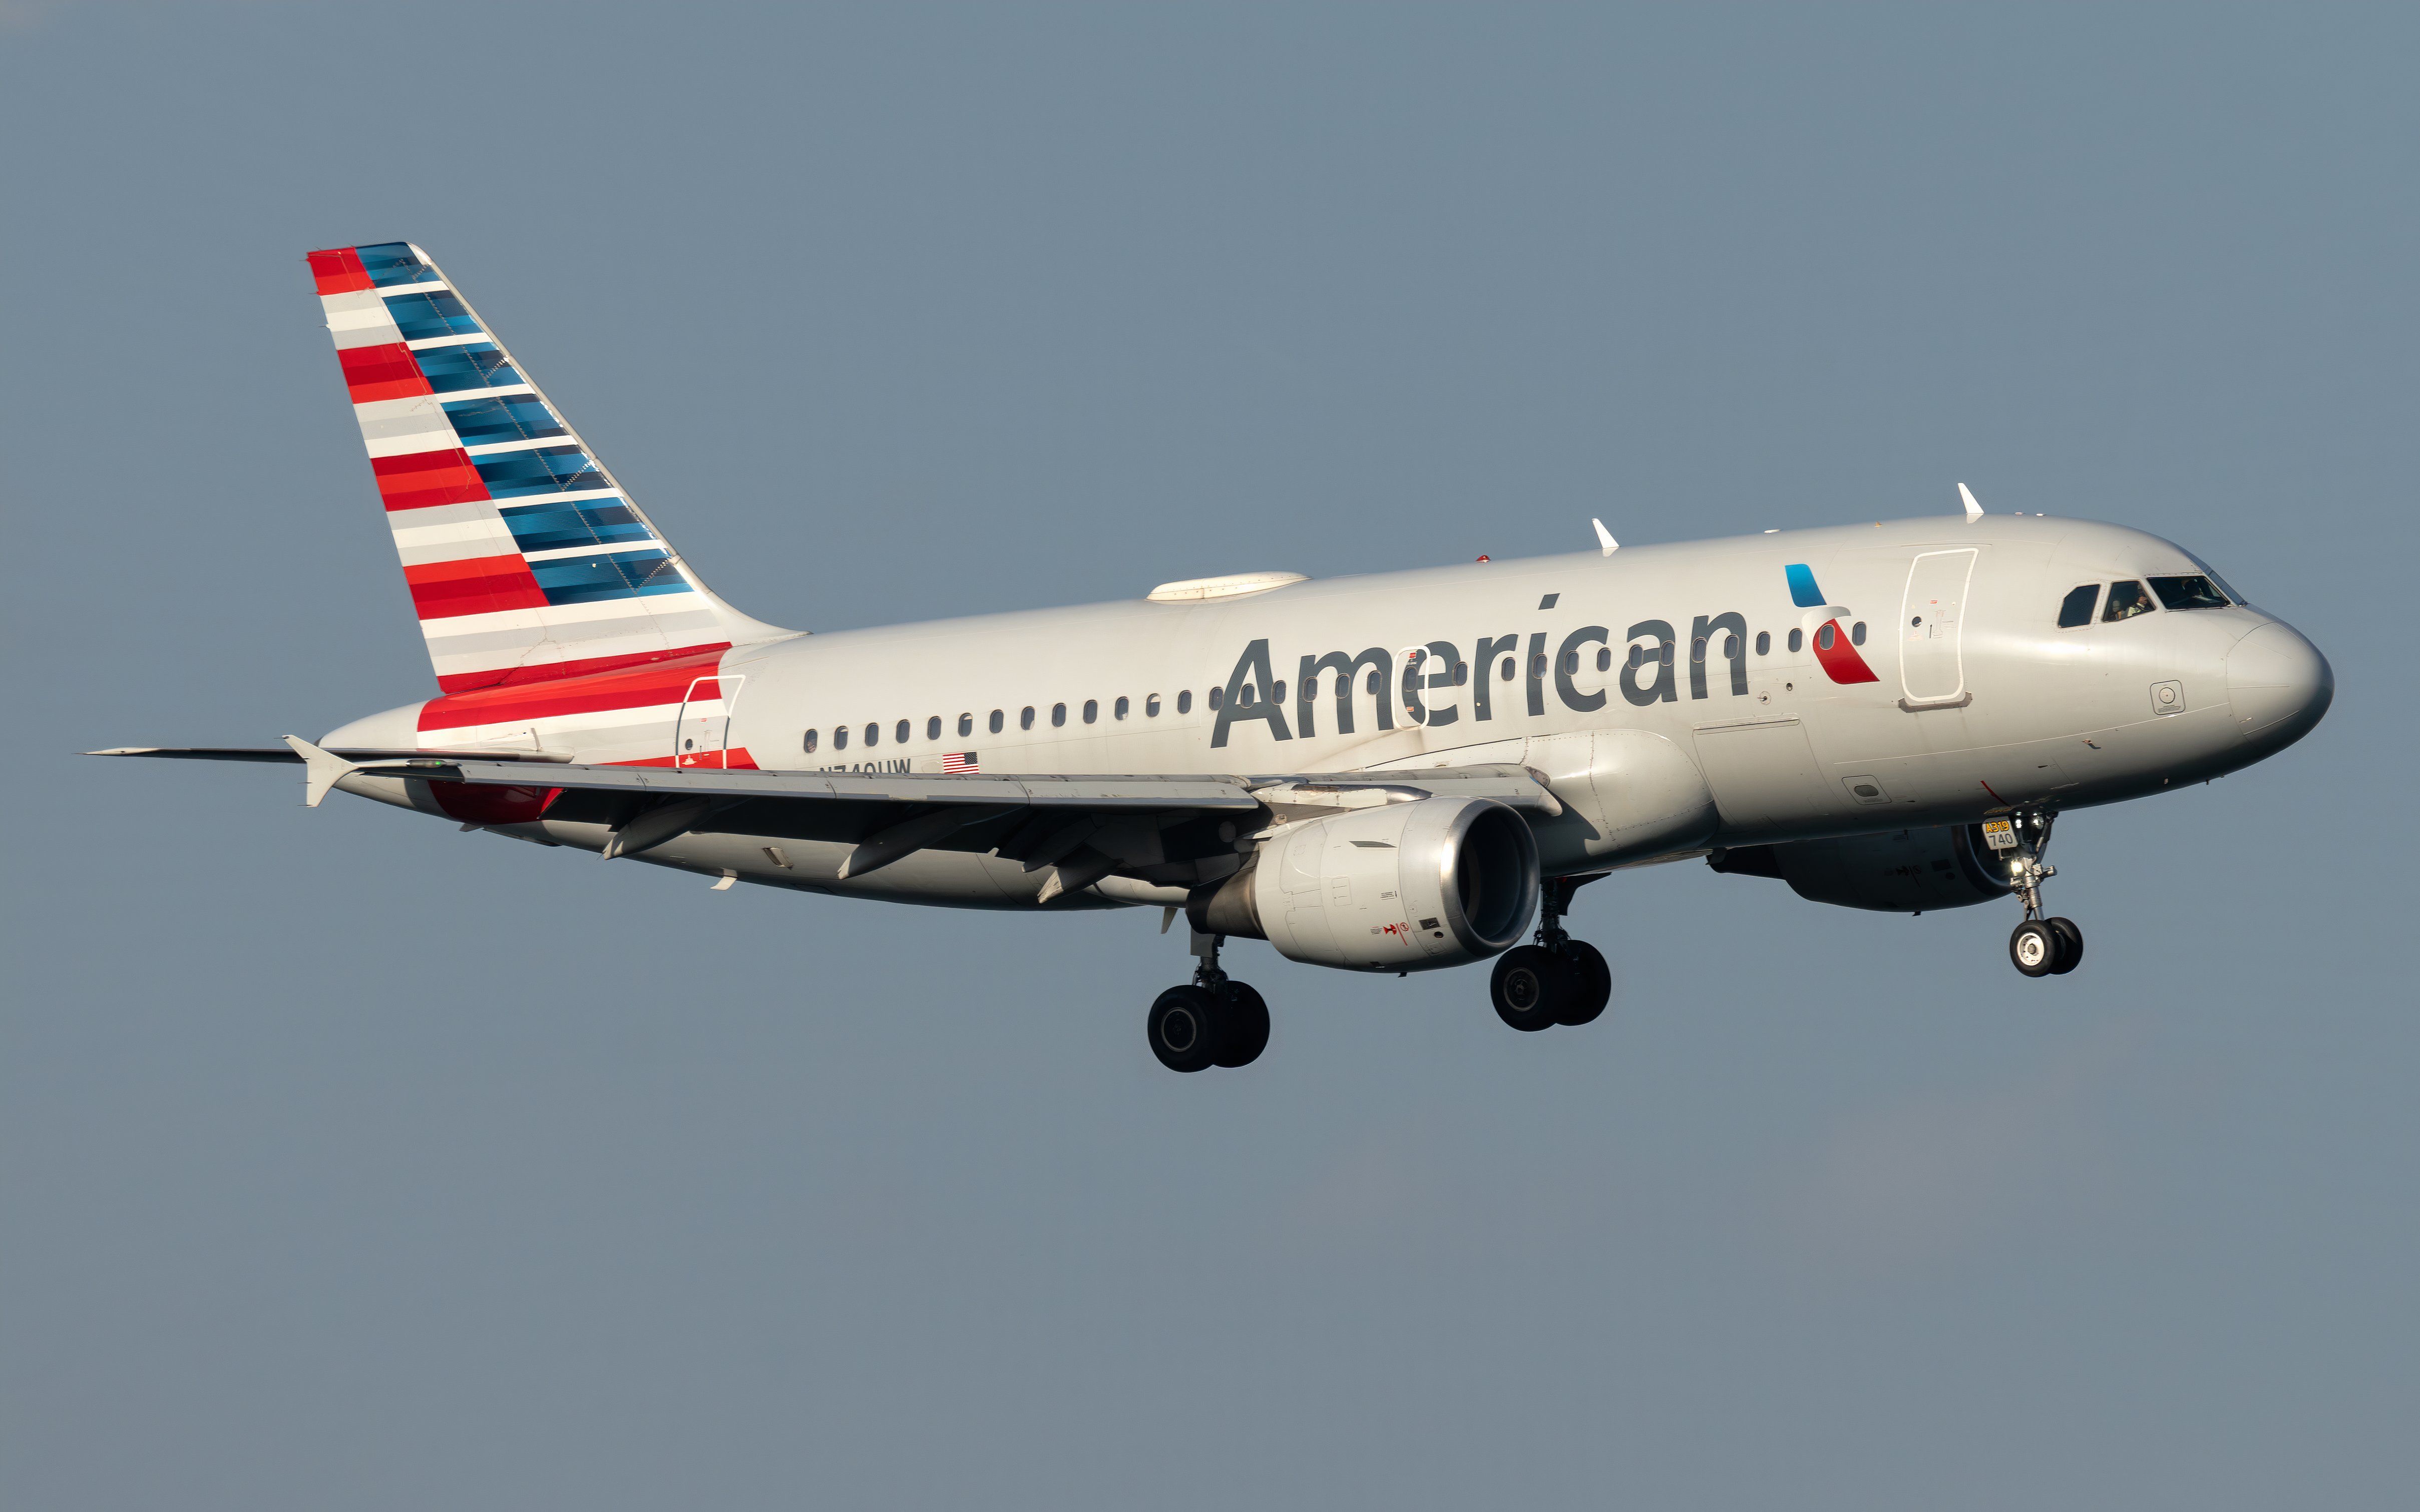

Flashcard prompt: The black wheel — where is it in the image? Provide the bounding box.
[2009,920,2059,978]
[2046,917,2084,975]
[1148,984,1221,1073]
[1214,982,1270,1068]
[1556,940,1611,1026]
[1491,945,1571,1032]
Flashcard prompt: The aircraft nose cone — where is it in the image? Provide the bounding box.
[2226,622,2333,750]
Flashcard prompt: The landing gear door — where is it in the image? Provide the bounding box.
[1899,549,1978,706]
[674,674,744,769]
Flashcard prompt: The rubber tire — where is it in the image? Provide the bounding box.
[2009,920,2060,978]
[1492,945,1571,1033]
[1148,984,1221,1073]
[2046,917,2084,975]
[1557,941,1612,1026]
[1214,982,1270,1068]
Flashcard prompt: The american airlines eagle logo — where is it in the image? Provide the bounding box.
[1785,564,1880,685]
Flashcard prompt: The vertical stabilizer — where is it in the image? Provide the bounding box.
[307,242,790,693]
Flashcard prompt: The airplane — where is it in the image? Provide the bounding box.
[96,241,2335,1072]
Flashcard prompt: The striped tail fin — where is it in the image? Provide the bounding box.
[307,242,790,693]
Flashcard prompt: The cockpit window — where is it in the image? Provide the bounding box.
[2102,580,2156,622]
[2149,574,2229,611]
[2057,584,2100,628]
[2185,552,2245,604]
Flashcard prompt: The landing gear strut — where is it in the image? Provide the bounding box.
[1147,932,1269,1073]
[1999,808,2084,978]
[1489,873,1613,1032]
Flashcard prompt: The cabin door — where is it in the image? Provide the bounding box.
[1899,550,1978,706]
[674,675,744,769]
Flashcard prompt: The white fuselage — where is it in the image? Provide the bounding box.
[324,512,2328,908]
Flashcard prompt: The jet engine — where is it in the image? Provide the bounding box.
[1709,823,2013,913]
[1188,797,1539,971]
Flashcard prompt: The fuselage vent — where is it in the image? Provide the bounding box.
[1146,572,1308,603]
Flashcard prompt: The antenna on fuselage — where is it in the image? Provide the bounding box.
[1591,518,1619,555]
[1959,482,1984,521]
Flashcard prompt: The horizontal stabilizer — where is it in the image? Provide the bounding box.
[86,745,570,764]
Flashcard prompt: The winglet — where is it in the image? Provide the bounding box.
[1959,482,1983,521]
[1591,518,1619,556]
[281,735,361,808]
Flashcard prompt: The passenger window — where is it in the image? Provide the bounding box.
[834,726,848,750]
[2149,574,2229,611]
[802,729,818,754]
[1051,702,1067,727]
[1019,706,1035,730]
[1723,633,1740,659]
[865,723,880,747]
[1690,638,1706,663]
[1563,650,1580,675]
[1367,670,1383,695]
[1146,694,1161,717]
[2057,584,2100,628]
[1851,622,1866,646]
[1499,657,1514,681]
[1454,661,1469,686]
[1755,631,1770,656]
[958,713,973,737]
[1177,690,1192,714]
[1082,699,1098,724]
[988,709,1003,734]
[1530,653,1548,678]
[1817,624,1836,651]
[1788,628,1803,653]
[2103,581,2156,621]
[926,716,941,741]
[1207,687,1222,710]
[1269,680,1286,704]
[895,719,910,744]
[1114,695,1129,720]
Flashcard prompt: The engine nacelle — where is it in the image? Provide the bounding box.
[1709,823,2013,913]
[1188,797,1539,971]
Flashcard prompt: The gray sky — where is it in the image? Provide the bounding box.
[4,5,2413,1508]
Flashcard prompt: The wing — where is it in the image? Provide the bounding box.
[97,742,1561,900]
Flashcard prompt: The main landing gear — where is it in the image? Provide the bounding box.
[1147,932,1270,1073]
[1999,807,2085,978]
[1489,873,1613,1033]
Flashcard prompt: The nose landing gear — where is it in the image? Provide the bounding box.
[1147,932,1269,1073]
[1997,808,2084,977]
[1489,873,1614,1031]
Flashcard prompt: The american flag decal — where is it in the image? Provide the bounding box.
[941,751,979,774]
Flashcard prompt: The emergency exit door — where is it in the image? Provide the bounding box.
[1899,550,1978,706]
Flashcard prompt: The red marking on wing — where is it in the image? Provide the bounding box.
[425,781,563,826]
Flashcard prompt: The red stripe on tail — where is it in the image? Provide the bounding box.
[433,642,736,695]
[402,555,549,620]
[307,247,375,295]
[371,449,489,511]
[339,342,431,404]
[420,650,729,730]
